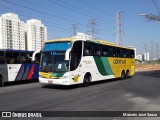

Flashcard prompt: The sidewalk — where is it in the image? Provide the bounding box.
[135,64,160,72]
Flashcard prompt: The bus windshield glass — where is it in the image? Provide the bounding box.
[44,41,72,51]
[40,51,69,72]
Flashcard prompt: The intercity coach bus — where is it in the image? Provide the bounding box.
[0,49,40,86]
[39,38,135,86]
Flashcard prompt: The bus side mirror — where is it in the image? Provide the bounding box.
[32,50,40,62]
[65,48,71,60]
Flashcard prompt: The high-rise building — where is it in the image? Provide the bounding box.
[26,19,47,51]
[143,52,150,61]
[136,55,142,61]
[0,13,25,50]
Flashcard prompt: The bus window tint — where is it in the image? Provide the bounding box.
[131,50,135,58]
[119,48,124,58]
[116,48,120,57]
[102,45,108,57]
[120,49,134,58]
[34,53,41,63]
[20,52,32,63]
[0,51,5,64]
[94,44,101,56]
[70,41,82,71]
[83,42,93,56]
[127,50,135,58]
[122,49,127,58]
[6,52,20,64]
[107,46,113,57]
[112,47,118,57]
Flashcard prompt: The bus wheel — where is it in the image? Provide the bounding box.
[0,75,4,87]
[125,70,129,79]
[120,70,125,80]
[82,74,91,87]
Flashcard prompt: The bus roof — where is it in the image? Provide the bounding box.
[46,38,134,50]
[46,38,76,43]
[0,49,34,52]
[92,40,134,50]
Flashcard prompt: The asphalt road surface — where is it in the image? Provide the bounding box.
[0,70,160,120]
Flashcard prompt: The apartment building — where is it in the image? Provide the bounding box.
[0,13,25,50]
[26,19,47,51]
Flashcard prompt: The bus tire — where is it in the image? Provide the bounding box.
[82,73,91,87]
[0,75,4,87]
[120,70,125,80]
[125,70,129,79]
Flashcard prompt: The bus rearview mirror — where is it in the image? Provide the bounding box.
[65,48,71,60]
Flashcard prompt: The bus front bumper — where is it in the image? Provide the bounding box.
[39,77,70,85]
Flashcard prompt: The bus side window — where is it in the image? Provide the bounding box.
[131,50,135,58]
[34,53,40,63]
[112,47,118,57]
[123,49,127,58]
[127,50,134,58]
[6,52,20,64]
[119,48,124,58]
[94,44,101,56]
[117,48,120,57]
[127,50,130,58]
[6,52,12,64]
[16,52,21,64]
[102,45,108,57]
[108,46,113,57]
[0,51,5,64]
[20,53,29,63]
[83,42,93,56]
[84,50,89,55]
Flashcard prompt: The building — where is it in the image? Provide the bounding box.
[136,55,142,61]
[0,13,25,50]
[143,52,150,61]
[26,19,47,51]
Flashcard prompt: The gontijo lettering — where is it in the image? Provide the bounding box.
[113,59,126,64]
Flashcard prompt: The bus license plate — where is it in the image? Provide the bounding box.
[48,80,53,84]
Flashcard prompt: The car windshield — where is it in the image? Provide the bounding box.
[40,51,69,72]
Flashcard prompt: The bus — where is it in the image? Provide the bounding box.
[39,38,135,86]
[0,49,40,86]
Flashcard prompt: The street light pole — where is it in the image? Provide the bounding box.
[139,13,160,61]
[139,14,160,21]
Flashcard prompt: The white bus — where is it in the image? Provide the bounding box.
[39,38,135,86]
[0,49,40,86]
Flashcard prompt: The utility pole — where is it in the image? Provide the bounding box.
[155,43,159,60]
[116,10,123,46]
[151,41,154,60]
[139,14,160,59]
[71,24,78,36]
[143,43,147,61]
[144,43,147,52]
[87,18,98,39]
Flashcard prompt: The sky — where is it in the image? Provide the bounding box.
[0,0,160,55]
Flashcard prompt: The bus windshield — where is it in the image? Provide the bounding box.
[40,51,69,72]
[44,41,71,51]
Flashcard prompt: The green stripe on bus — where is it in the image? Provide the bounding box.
[93,56,108,75]
[52,73,58,76]
[56,72,65,77]
[51,72,65,78]
[101,57,114,75]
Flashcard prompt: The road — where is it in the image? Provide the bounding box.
[0,70,160,120]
